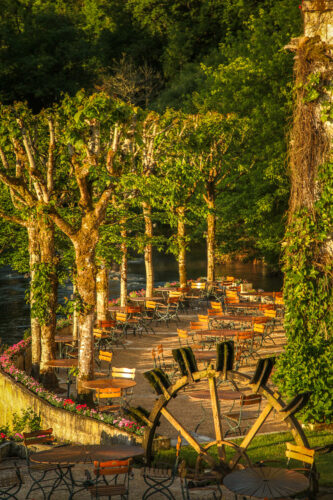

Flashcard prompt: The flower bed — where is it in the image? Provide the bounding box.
[0,340,145,437]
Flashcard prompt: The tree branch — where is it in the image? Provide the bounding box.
[0,210,29,227]
[47,118,55,194]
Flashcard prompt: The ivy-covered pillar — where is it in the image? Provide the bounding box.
[275,0,333,424]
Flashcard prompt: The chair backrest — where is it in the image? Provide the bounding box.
[226,276,235,282]
[99,320,116,328]
[23,428,54,447]
[191,282,206,290]
[157,344,164,356]
[197,314,209,323]
[127,306,141,314]
[273,291,283,298]
[190,321,209,330]
[226,290,238,299]
[177,328,189,339]
[259,303,275,311]
[112,367,136,380]
[96,387,122,400]
[99,350,113,363]
[285,442,315,466]
[116,312,127,322]
[93,459,131,477]
[253,323,265,334]
[275,296,284,305]
[264,309,277,318]
[169,291,182,298]
[252,316,270,324]
[167,297,180,305]
[225,297,240,304]
[236,331,254,343]
[146,301,158,310]
[210,301,222,310]
[241,394,262,407]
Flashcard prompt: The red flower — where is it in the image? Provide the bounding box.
[63,399,75,405]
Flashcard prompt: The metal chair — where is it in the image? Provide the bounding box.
[111,367,136,405]
[0,460,24,500]
[95,350,113,377]
[95,387,123,413]
[223,394,262,436]
[23,428,73,499]
[142,434,182,500]
[85,459,133,499]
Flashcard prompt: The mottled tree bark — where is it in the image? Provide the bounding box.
[120,227,128,307]
[177,207,187,288]
[38,216,58,388]
[143,202,154,297]
[73,225,99,397]
[206,182,216,284]
[96,265,109,322]
[72,280,79,342]
[27,223,41,378]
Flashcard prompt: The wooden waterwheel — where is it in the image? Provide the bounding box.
[129,342,311,476]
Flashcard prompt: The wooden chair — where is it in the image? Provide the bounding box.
[285,442,318,498]
[115,312,143,336]
[93,328,115,352]
[142,434,182,500]
[111,367,136,404]
[95,350,113,377]
[177,329,203,350]
[85,459,132,499]
[95,388,123,413]
[234,331,258,368]
[223,394,262,436]
[23,428,72,499]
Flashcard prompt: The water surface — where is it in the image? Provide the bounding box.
[0,248,282,345]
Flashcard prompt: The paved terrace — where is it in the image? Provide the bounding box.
[1,307,290,499]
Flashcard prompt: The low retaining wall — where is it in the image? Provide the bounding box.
[0,369,142,446]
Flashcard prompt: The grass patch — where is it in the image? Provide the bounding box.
[154,429,333,487]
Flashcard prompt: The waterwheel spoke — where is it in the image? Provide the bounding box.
[229,402,273,468]
[208,376,226,461]
[160,407,217,468]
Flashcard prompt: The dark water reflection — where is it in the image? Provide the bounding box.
[0,247,282,345]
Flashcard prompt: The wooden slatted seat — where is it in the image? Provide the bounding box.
[85,459,132,499]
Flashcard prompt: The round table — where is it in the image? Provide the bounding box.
[129,296,163,302]
[82,378,136,390]
[30,444,144,498]
[45,359,78,368]
[30,444,144,465]
[45,359,78,397]
[223,466,309,498]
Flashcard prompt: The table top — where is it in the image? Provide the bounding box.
[108,306,128,312]
[129,296,163,302]
[30,444,144,465]
[82,378,137,390]
[223,466,309,499]
[54,336,74,343]
[45,359,78,368]
[196,329,241,337]
[210,315,255,322]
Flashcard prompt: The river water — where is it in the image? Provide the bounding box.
[0,248,282,346]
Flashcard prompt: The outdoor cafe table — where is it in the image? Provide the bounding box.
[223,467,309,499]
[54,335,74,358]
[45,359,78,398]
[82,378,137,391]
[129,296,164,303]
[30,444,144,498]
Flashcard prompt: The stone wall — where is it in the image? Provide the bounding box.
[0,369,142,446]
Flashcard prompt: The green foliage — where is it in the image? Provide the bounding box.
[274,163,333,423]
[11,408,41,433]
[30,263,56,325]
